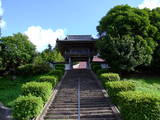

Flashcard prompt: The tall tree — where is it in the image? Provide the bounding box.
[149,8,160,71]
[97,5,157,71]
[39,44,64,63]
[0,33,36,72]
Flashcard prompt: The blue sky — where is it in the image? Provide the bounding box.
[1,0,160,51]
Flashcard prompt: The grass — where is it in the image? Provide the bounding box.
[123,76,160,96]
[0,75,43,107]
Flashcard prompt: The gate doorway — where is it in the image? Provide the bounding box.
[57,35,97,70]
[73,61,88,69]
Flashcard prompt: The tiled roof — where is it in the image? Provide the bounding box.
[66,35,93,41]
[92,56,105,62]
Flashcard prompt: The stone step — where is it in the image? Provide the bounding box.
[48,107,111,111]
[44,113,115,119]
[50,103,110,108]
[51,101,109,105]
[44,114,78,119]
[43,70,119,120]
[44,118,76,120]
[80,114,115,119]
[47,109,113,114]
[81,118,116,120]
[49,106,77,109]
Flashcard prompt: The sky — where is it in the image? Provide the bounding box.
[1,0,160,51]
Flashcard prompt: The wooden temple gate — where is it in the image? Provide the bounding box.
[57,35,97,70]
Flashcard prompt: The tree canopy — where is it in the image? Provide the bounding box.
[97,5,158,71]
[148,8,160,71]
[41,44,64,63]
[0,33,36,71]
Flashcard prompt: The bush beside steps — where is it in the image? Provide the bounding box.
[118,91,160,120]
[48,70,64,80]
[13,95,43,120]
[39,75,58,87]
[22,82,52,103]
[100,73,120,82]
[96,69,108,76]
[105,81,136,104]
[13,66,64,120]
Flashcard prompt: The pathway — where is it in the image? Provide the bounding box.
[40,69,121,120]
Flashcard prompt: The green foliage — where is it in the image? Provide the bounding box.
[149,8,160,71]
[13,95,43,120]
[100,73,120,82]
[55,64,65,73]
[96,69,108,76]
[55,64,64,68]
[33,55,44,65]
[0,33,36,72]
[91,64,101,73]
[16,63,52,75]
[55,64,64,69]
[32,63,52,75]
[16,64,33,75]
[40,45,64,63]
[22,82,52,102]
[0,75,43,107]
[126,76,160,96]
[97,5,157,71]
[39,75,58,87]
[52,48,64,62]
[105,81,135,103]
[118,91,160,120]
[48,70,64,80]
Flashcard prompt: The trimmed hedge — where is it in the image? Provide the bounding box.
[55,64,65,68]
[39,75,58,87]
[92,64,101,73]
[118,91,160,120]
[22,82,52,102]
[48,70,64,80]
[96,69,107,76]
[13,95,43,120]
[16,63,51,75]
[33,63,52,74]
[16,64,33,75]
[56,67,65,73]
[105,81,136,103]
[100,73,120,82]
[55,64,64,69]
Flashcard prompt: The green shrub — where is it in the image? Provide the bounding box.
[22,82,52,102]
[105,81,136,103]
[96,69,107,75]
[33,63,52,74]
[55,64,64,69]
[48,70,64,80]
[16,64,33,75]
[39,75,58,87]
[13,95,43,120]
[16,63,51,75]
[92,64,101,72]
[100,73,120,82]
[56,67,65,73]
[55,64,65,73]
[118,91,160,120]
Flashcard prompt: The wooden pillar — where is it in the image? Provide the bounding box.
[69,57,73,70]
[87,57,91,70]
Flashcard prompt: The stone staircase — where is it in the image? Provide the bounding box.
[43,70,120,120]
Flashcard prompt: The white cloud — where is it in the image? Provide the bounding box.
[0,0,3,16]
[24,26,66,52]
[0,0,6,29]
[138,0,160,9]
[0,19,6,28]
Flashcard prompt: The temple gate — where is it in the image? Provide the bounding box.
[57,35,97,70]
